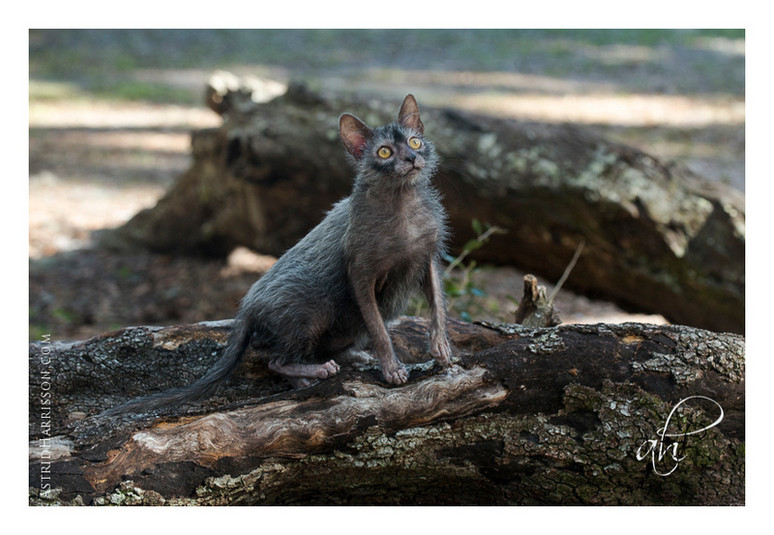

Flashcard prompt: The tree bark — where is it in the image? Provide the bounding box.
[513,274,561,327]
[29,317,744,505]
[97,79,744,334]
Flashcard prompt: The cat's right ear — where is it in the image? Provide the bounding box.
[339,114,372,159]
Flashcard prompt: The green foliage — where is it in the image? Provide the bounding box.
[51,307,77,323]
[29,324,50,342]
[411,219,507,323]
[95,81,198,105]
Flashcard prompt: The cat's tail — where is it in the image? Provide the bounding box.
[99,318,253,418]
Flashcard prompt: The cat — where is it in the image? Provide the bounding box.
[102,94,452,416]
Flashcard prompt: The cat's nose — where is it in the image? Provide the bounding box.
[405,151,416,163]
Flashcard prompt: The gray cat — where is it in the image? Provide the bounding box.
[103,94,452,416]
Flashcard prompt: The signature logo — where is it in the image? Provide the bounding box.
[635,396,724,476]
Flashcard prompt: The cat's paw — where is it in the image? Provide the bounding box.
[430,335,452,367]
[383,363,409,385]
[315,359,341,379]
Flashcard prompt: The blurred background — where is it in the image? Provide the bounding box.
[28,29,745,339]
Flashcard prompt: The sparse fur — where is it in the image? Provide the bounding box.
[102,94,452,416]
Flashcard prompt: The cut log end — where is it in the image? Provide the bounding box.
[513,274,561,328]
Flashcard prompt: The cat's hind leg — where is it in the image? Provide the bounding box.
[268,357,340,387]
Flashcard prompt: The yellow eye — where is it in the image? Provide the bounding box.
[377,147,392,159]
[408,137,422,149]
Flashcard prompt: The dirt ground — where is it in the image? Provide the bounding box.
[29,30,744,340]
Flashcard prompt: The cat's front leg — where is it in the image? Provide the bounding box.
[424,258,452,366]
[429,332,452,364]
[349,268,408,385]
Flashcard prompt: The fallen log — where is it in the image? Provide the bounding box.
[29,317,744,505]
[97,78,744,333]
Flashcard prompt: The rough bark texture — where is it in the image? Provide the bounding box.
[97,80,744,334]
[513,274,561,327]
[29,317,744,506]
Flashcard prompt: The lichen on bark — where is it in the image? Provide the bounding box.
[29,318,743,506]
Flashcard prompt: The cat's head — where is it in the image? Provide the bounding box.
[339,94,437,184]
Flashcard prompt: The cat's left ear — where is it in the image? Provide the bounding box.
[398,94,424,135]
[339,113,373,159]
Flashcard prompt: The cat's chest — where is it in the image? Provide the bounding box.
[347,188,443,268]
[386,198,440,252]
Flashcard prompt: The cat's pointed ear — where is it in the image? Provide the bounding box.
[398,94,424,134]
[339,113,373,159]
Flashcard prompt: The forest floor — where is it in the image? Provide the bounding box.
[28,30,744,340]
